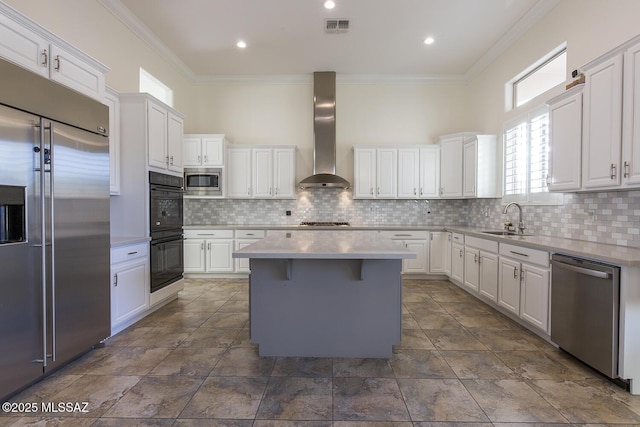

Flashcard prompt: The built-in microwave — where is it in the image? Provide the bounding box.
[184,167,222,196]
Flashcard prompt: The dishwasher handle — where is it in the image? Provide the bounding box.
[551,259,611,279]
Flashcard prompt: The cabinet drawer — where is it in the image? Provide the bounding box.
[184,229,233,239]
[235,229,266,238]
[451,233,464,244]
[499,243,549,267]
[465,236,498,253]
[111,242,148,264]
[380,230,429,239]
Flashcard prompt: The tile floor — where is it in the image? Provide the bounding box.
[2,278,640,426]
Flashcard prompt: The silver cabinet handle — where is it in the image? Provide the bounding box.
[459,249,463,257]
[440,187,443,195]
[201,242,204,250]
[41,49,48,66]
[165,155,169,165]
[54,55,60,71]
[413,188,417,195]
[207,242,211,250]
[170,155,174,165]
[377,187,380,195]
[510,250,529,257]
[474,253,478,263]
[197,155,201,163]
[204,155,208,162]
[611,163,617,180]
[114,273,118,286]
[624,161,630,178]
[420,188,423,196]
[127,251,138,255]
[394,234,412,237]
[370,188,374,195]
[513,266,518,279]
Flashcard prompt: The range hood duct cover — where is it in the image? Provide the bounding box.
[298,71,351,189]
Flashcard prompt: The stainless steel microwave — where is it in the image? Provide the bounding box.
[184,168,222,196]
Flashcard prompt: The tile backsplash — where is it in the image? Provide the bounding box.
[185,188,640,248]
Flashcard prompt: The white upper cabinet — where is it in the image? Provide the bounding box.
[0,8,107,101]
[353,147,396,199]
[184,134,227,167]
[582,54,623,189]
[227,146,296,199]
[547,85,583,191]
[167,112,184,173]
[397,146,440,199]
[439,133,498,198]
[439,136,463,198]
[622,40,640,186]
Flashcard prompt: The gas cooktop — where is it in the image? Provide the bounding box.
[299,221,351,227]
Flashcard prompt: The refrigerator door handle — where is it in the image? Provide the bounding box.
[45,122,56,363]
[38,119,48,368]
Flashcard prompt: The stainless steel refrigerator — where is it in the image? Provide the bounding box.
[0,58,110,399]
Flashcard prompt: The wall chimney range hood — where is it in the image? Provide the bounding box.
[298,72,351,189]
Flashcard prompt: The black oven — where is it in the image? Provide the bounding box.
[149,172,184,293]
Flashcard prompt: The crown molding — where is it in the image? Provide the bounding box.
[97,0,194,80]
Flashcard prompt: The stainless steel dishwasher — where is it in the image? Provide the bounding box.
[551,254,620,378]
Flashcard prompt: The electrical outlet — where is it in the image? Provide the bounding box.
[588,209,596,220]
[286,210,292,216]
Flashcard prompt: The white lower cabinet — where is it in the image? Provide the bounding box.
[450,233,465,284]
[380,230,429,274]
[110,242,149,334]
[428,231,448,274]
[234,229,266,273]
[184,229,234,273]
[463,236,498,300]
[498,243,550,333]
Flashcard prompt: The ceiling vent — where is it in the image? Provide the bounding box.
[324,19,349,33]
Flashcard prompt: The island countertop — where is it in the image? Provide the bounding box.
[232,230,417,259]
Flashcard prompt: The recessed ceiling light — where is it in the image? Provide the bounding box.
[423,37,435,45]
[236,40,247,49]
[324,0,336,9]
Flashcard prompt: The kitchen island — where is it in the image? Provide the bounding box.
[232,230,416,358]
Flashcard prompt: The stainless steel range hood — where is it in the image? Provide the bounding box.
[298,72,351,189]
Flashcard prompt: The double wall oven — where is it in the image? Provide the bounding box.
[149,171,184,293]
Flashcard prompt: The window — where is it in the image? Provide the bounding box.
[139,68,173,107]
[507,44,567,110]
[503,108,563,205]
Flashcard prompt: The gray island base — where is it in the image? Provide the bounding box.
[232,231,416,358]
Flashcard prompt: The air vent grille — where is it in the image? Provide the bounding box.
[325,19,349,33]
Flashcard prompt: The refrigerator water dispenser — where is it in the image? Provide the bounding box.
[0,185,25,244]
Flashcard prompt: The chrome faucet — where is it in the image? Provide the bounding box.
[503,202,526,234]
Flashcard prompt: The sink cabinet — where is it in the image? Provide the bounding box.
[463,236,498,301]
[498,243,550,333]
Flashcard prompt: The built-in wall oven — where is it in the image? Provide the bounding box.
[149,171,184,293]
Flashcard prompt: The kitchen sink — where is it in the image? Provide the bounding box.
[481,230,532,236]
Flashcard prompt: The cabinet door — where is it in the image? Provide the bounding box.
[450,242,464,283]
[498,258,520,315]
[439,138,463,197]
[420,146,440,198]
[183,136,202,166]
[463,247,480,292]
[227,148,252,198]
[548,89,583,191]
[444,232,452,276]
[623,41,640,186]
[520,264,550,332]
[582,54,623,188]
[253,148,273,198]
[147,101,169,169]
[397,148,420,198]
[49,44,105,101]
[273,148,296,198]
[183,238,206,273]
[403,240,428,274]
[0,12,48,77]
[167,112,183,172]
[234,239,260,273]
[354,148,376,198]
[479,252,498,302]
[463,140,477,197]
[112,261,149,326]
[428,232,446,274]
[202,136,224,166]
[104,89,120,195]
[206,239,234,272]
[376,148,397,198]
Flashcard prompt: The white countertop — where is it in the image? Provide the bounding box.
[232,230,417,259]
